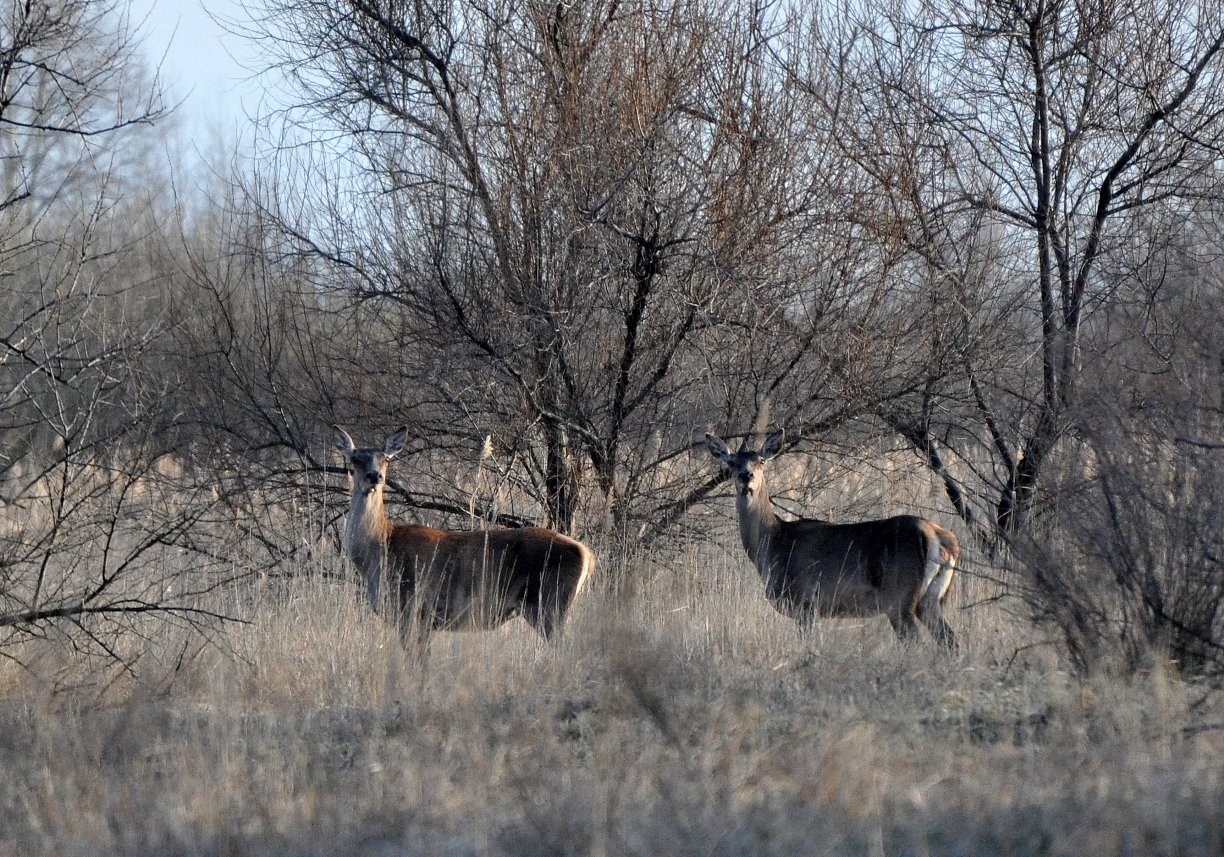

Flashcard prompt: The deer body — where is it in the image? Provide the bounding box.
[708,429,959,647]
[336,427,594,640]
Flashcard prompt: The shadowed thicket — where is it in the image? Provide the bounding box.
[0,0,254,673]
[165,0,1222,678]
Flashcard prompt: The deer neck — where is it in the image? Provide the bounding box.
[345,485,393,600]
[735,482,780,569]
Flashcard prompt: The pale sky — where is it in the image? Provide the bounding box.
[132,0,263,139]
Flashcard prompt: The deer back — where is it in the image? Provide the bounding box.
[767,515,932,614]
[387,524,591,630]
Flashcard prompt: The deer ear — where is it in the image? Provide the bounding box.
[384,426,409,457]
[761,429,784,460]
[333,426,356,455]
[705,433,731,460]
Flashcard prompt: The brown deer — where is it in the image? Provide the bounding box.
[706,429,959,648]
[334,426,594,641]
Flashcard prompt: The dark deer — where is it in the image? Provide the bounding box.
[335,426,594,642]
[707,429,958,647]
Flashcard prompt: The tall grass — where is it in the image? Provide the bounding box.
[0,536,1220,856]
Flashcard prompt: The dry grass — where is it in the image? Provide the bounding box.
[1,536,1222,856]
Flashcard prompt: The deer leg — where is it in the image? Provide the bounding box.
[794,604,819,638]
[930,614,958,651]
[526,610,558,641]
[522,570,577,641]
[524,595,569,641]
[887,609,922,642]
[917,596,958,650]
[394,609,433,664]
[917,563,958,651]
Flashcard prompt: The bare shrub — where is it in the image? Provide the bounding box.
[1008,237,1224,675]
[786,0,1224,547]
[0,0,249,673]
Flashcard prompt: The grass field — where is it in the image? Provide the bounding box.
[1,536,1221,856]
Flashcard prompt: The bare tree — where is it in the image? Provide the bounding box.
[0,0,165,216]
[790,0,1224,542]
[0,0,240,674]
[241,0,856,538]
[1007,205,1224,674]
[770,0,1224,672]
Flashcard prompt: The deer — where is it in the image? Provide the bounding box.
[706,429,959,648]
[334,426,594,643]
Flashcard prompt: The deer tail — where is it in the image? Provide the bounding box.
[918,522,958,605]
